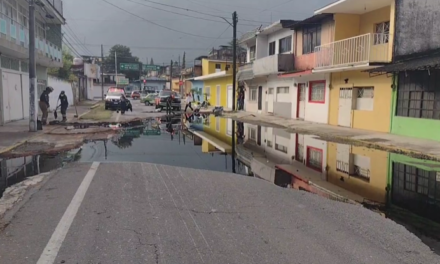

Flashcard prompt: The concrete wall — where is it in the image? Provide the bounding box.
[394,0,440,60]
[203,76,232,107]
[47,77,74,111]
[267,76,294,118]
[267,28,294,55]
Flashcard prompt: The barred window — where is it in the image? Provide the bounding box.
[250,88,257,101]
[277,87,289,94]
[336,160,350,174]
[395,70,440,119]
[268,88,274,94]
[309,81,325,103]
[306,147,322,172]
[275,143,288,153]
[267,140,273,147]
[356,87,374,111]
[374,21,390,45]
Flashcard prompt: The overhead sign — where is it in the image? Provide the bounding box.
[120,63,140,71]
[143,64,161,71]
[143,129,161,136]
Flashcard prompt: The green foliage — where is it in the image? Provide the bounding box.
[106,44,141,80]
[48,47,77,81]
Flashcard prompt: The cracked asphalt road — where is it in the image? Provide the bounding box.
[0,162,439,263]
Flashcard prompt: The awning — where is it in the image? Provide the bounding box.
[367,55,440,73]
[237,69,254,81]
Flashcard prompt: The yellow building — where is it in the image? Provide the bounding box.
[192,115,233,154]
[194,59,235,109]
[314,0,395,132]
[171,77,180,93]
[326,142,388,203]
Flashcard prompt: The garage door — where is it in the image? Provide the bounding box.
[2,72,24,122]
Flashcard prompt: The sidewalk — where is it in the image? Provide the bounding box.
[0,105,91,155]
[225,111,440,161]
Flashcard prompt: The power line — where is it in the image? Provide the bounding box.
[100,0,230,39]
[67,43,217,50]
[64,24,93,55]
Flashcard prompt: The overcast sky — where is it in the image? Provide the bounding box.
[63,0,334,66]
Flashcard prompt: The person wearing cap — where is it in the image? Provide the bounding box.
[39,86,53,125]
[58,90,69,122]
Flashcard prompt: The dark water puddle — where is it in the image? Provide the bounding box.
[0,148,82,197]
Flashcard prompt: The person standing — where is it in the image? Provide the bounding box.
[58,91,69,122]
[185,93,193,112]
[39,86,53,125]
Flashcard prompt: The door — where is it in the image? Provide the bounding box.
[216,85,221,106]
[338,88,353,127]
[2,72,24,122]
[267,88,274,113]
[21,73,29,118]
[227,85,233,109]
[257,86,262,110]
[297,84,306,119]
[227,118,232,136]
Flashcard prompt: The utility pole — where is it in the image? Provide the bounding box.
[169,60,173,90]
[28,0,37,132]
[114,52,118,84]
[101,44,104,99]
[231,11,238,173]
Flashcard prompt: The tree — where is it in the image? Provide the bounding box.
[150,58,154,65]
[105,44,141,80]
[48,47,77,82]
[182,52,186,69]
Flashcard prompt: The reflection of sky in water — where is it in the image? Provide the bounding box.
[78,130,235,173]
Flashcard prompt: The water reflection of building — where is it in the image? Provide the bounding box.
[191,116,233,154]
[327,143,388,203]
[389,154,440,223]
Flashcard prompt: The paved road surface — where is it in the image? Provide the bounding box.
[0,162,438,264]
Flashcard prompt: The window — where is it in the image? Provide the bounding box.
[275,143,288,154]
[296,144,304,162]
[277,87,289,94]
[355,87,374,111]
[250,88,257,101]
[306,147,322,172]
[215,63,221,72]
[353,154,370,181]
[18,5,27,26]
[269,41,276,55]
[267,140,273,147]
[279,36,292,53]
[374,21,390,45]
[303,25,321,54]
[248,127,256,140]
[395,70,440,120]
[268,88,274,94]
[249,45,256,61]
[309,81,325,103]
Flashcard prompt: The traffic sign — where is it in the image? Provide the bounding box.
[117,78,129,85]
[143,64,161,71]
[143,129,161,135]
[119,63,140,71]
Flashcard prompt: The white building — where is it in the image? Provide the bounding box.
[0,0,64,125]
[238,20,295,117]
[238,17,331,124]
[243,123,327,183]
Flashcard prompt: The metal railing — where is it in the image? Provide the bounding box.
[314,33,390,69]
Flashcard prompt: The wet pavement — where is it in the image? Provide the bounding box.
[1,113,440,261]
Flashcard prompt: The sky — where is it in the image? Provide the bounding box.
[63,0,335,66]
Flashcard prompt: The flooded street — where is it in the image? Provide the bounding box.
[1,114,440,262]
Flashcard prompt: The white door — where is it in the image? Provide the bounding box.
[216,85,221,106]
[297,84,306,119]
[227,118,232,136]
[227,85,233,109]
[338,88,352,127]
[267,88,274,113]
[2,72,24,122]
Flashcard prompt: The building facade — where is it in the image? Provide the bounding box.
[238,20,295,116]
[195,58,234,109]
[0,0,64,125]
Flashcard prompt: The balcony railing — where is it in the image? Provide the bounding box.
[314,33,390,70]
[0,12,62,64]
[252,54,294,76]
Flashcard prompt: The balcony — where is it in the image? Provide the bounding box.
[237,62,254,81]
[314,33,390,71]
[42,0,65,23]
[0,13,62,68]
[252,54,294,76]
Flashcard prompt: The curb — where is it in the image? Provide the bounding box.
[90,103,100,109]
[0,126,59,155]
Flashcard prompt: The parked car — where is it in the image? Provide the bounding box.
[142,93,158,106]
[131,90,141,100]
[105,87,125,110]
[155,90,181,111]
